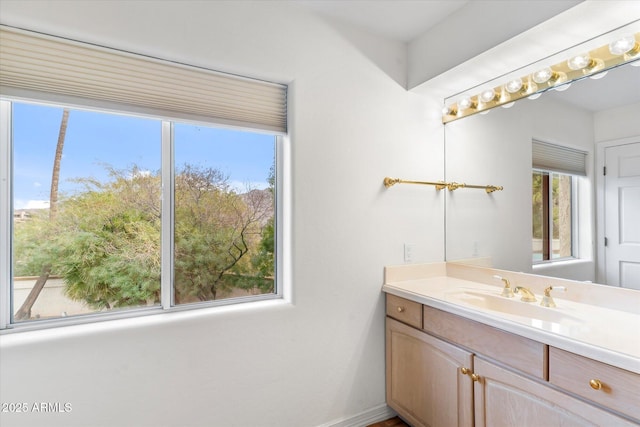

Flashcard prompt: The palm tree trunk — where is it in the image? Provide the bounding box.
[14,108,69,320]
[49,108,69,221]
[14,265,50,320]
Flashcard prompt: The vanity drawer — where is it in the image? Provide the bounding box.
[422,305,546,379]
[386,294,422,329]
[549,347,640,421]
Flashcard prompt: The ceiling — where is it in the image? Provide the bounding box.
[295,0,469,43]
[295,1,639,112]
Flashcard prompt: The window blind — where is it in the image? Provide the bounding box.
[532,140,587,176]
[0,26,287,133]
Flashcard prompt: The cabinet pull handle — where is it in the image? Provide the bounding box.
[460,367,479,381]
[397,306,405,313]
[589,379,602,390]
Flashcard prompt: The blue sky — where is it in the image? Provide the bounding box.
[12,102,275,209]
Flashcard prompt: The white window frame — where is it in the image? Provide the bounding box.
[0,98,287,333]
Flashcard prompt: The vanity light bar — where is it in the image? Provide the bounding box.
[442,32,640,124]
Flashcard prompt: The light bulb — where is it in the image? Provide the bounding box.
[567,54,591,70]
[528,93,542,100]
[458,96,474,111]
[554,82,571,92]
[532,67,553,84]
[609,35,636,55]
[479,89,496,103]
[501,102,515,109]
[505,78,523,94]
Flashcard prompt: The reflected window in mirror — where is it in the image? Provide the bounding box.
[532,171,575,262]
[532,140,587,265]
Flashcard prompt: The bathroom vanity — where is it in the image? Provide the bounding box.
[383,262,640,427]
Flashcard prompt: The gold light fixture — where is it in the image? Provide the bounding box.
[443,32,640,124]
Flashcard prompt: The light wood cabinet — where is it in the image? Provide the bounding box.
[549,347,640,421]
[474,357,636,427]
[386,317,473,427]
[385,294,639,427]
[422,305,546,379]
[387,293,422,329]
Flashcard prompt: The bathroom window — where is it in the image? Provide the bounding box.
[1,101,280,329]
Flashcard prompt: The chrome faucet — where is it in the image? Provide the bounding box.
[540,286,567,308]
[493,275,514,298]
[514,286,537,302]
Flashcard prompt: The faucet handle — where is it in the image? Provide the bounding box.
[494,275,514,298]
[541,286,567,307]
[544,285,566,296]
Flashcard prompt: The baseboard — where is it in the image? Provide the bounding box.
[320,404,397,427]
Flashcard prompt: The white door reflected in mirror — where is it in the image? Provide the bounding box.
[605,142,640,289]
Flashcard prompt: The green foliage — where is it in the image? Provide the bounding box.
[532,172,571,240]
[13,210,56,276]
[173,167,274,301]
[252,223,274,277]
[13,163,275,309]
[532,173,543,239]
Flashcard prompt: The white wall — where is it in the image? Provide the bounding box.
[0,2,444,426]
[594,102,640,143]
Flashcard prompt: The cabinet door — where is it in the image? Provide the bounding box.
[386,317,473,427]
[473,358,637,427]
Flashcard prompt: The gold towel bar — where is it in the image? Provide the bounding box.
[384,177,503,193]
[383,177,447,190]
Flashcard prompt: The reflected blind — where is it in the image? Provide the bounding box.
[532,140,587,176]
[0,26,287,133]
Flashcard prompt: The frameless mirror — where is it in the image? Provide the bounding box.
[444,35,640,289]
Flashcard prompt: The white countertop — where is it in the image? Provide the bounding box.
[383,271,640,374]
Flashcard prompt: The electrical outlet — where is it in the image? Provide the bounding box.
[404,243,415,263]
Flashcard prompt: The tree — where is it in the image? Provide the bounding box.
[50,108,69,221]
[14,108,69,320]
[14,163,274,312]
[173,165,273,301]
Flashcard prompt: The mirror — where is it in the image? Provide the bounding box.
[444,47,640,288]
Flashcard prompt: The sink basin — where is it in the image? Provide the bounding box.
[443,289,582,324]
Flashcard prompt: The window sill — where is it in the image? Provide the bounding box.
[0,296,290,340]
[533,257,591,267]
[532,258,594,280]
